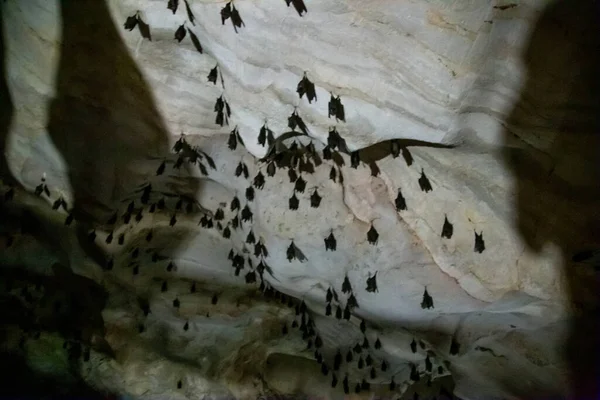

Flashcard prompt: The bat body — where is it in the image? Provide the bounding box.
[156,161,166,175]
[343,305,351,320]
[410,364,420,381]
[245,186,254,201]
[124,14,138,30]
[297,73,317,102]
[391,139,400,158]
[230,3,245,33]
[366,272,378,292]
[253,172,265,189]
[347,293,359,309]
[325,303,332,316]
[175,24,186,42]
[369,161,380,177]
[241,205,253,222]
[168,0,179,14]
[231,196,240,211]
[287,241,307,262]
[350,151,360,168]
[381,360,388,371]
[324,232,336,251]
[310,189,322,207]
[208,65,218,84]
[370,367,376,379]
[374,337,382,349]
[450,337,460,355]
[418,169,433,192]
[474,231,485,253]
[360,319,366,333]
[335,305,342,319]
[170,214,177,226]
[425,355,432,372]
[288,168,298,182]
[441,215,453,238]
[289,193,299,210]
[358,357,364,369]
[288,110,309,135]
[214,208,224,221]
[402,147,414,166]
[367,225,379,245]
[266,161,276,177]
[395,189,407,211]
[222,226,231,238]
[331,374,338,388]
[421,288,434,309]
[294,176,306,193]
[342,276,352,294]
[329,166,337,182]
[285,0,308,16]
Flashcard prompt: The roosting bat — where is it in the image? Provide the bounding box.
[367,225,379,245]
[285,0,307,16]
[175,24,186,42]
[322,145,332,160]
[360,319,366,333]
[421,287,434,309]
[254,241,268,258]
[231,215,239,229]
[289,193,299,210]
[328,94,346,122]
[253,172,265,189]
[410,364,420,381]
[184,0,196,25]
[105,231,113,244]
[474,230,485,253]
[381,359,388,371]
[294,176,306,193]
[310,189,321,208]
[315,335,323,348]
[187,28,203,53]
[288,168,298,182]
[335,305,342,319]
[324,231,336,251]
[157,198,166,210]
[402,147,413,166]
[299,157,315,174]
[450,337,460,355]
[245,186,254,201]
[418,169,433,192]
[321,363,328,376]
[231,196,240,211]
[207,65,219,84]
[118,233,125,245]
[389,378,396,391]
[241,205,253,222]
[358,356,364,369]
[266,161,276,177]
[124,13,139,30]
[235,162,246,178]
[366,272,378,293]
[64,214,74,226]
[215,96,231,126]
[343,375,350,394]
[286,240,307,262]
[441,215,453,239]
[297,72,317,103]
[370,367,376,379]
[325,303,332,316]
[245,270,256,284]
[347,293,359,309]
[170,214,177,227]
[288,109,309,135]
[329,166,337,182]
[331,373,338,388]
[156,161,166,175]
[343,304,351,320]
[122,212,131,224]
[425,355,432,372]
[230,3,245,32]
[258,124,275,147]
[350,150,360,169]
[168,0,179,14]
[342,275,352,294]
[369,161,380,177]
[375,337,382,350]
[395,189,407,211]
[391,139,400,158]
[214,208,224,221]
[221,2,231,24]
[222,226,231,238]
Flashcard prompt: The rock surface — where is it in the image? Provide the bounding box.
[1,0,599,399]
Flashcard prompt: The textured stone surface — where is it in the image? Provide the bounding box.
[1,0,599,399]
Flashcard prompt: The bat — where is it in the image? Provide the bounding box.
[241,205,253,222]
[294,176,306,193]
[298,157,315,174]
[230,3,245,33]
[285,0,307,16]
[369,161,380,177]
[106,231,113,244]
[389,378,396,391]
[352,343,362,355]
[296,72,317,103]
[358,356,364,369]
[338,167,344,184]
[106,258,114,270]
[131,248,139,259]
[328,94,346,122]
[361,379,370,391]
[175,198,183,210]
[494,3,518,10]
[327,166,337,183]
[118,233,125,245]
[233,254,244,269]
[156,161,166,175]
[220,2,231,25]
[342,275,352,294]
[325,303,332,316]
[450,337,460,355]
[410,364,420,381]
[360,319,366,333]
[425,355,432,372]
[343,304,351,320]
[64,214,74,226]
[253,171,265,189]
[402,147,413,166]
[370,367,376,379]
[244,270,256,283]
[52,198,62,210]
[222,226,231,238]
[202,151,216,169]
[168,0,179,14]
[187,28,203,53]
[161,281,168,292]
[395,189,407,211]
[381,359,388,371]
[421,287,434,309]
[331,151,346,167]
[347,293,358,309]
[170,214,177,227]
[208,65,218,84]
[123,212,131,224]
[327,127,347,152]
[287,110,309,135]
[258,124,273,146]
[326,288,333,302]
[343,375,349,394]
[288,168,298,182]
[335,305,342,319]
[366,272,378,293]
[322,146,332,160]
[173,297,180,308]
[289,193,299,210]
[246,231,255,244]
[474,230,485,253]
[214,208,224,221]
[390,139,400,158]
[167,261,174,272]
[175,24,186,42]
[350,150,360,168]
[88,230,96,242]
[343,350,352,363]
[235,162,244,177]
[231,215,239,229]
[255,241,268,258]
[184,0,196,25]
[374,337,382,350]
[321,363,328,376]
[286,240,307,262]
[231,196,240,211]
[363,339,370,351]
[157,198,166,209]
[245,186,254,201]
[418,169,433,192]
[141,184,152,205]
[441,215,453,239]
[242,163,249,178]
[266,161,276,177]
[310,189,321,208]
[367,225,379,245]
[331,373,338,388]
[315,335,323,348]
[124,13,139,30]
[438,365,444,374]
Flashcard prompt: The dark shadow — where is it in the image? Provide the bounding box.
[0,4,18,186]
[502,0,600,397]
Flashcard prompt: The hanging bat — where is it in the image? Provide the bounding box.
[347,293,359,309]
[335,305,342,319]
[222,225,231,238]
[410,364,420,381]
[118,233,125,245]
[214,208,225,221]
[299,157,315,174]
[343,375,349,394]
[315,335,323,348]
[421,287,434,309]
[331,373,338,388]
[266,161,276,177]
[124,13,139,30]
[324,231,336,251]
[310,189,321,208]
[474,230,485,253]
[285,0,307,16]
[242,163,249,178]
[235,162,244,177]
[52,198,62,210]
[161,281,168,292]
[320,363,328,376]
[343,304,351,320]
[175,24,186,42]
[221,2,232,24]
[232,254,244,269]
[157,198,166,209]
[338,167,344,184]
[122,212,131,224]
[395,189,407,211]
[258,124,274,146]
[156,161,166,175]
[296,72,316,103]
[241,205,253,222]
[369,367,376,379]
[441,215,453,239]
[366,272,378,293]
[450,337,460,355]
[244,270,256,284]
[167,261,174,272]
[187,28,203,53]
[231,196,240,211]
[425,355,432,372]
[287,109,309,135]
[294,176,306,193]
[374,337,382,350]
[350,150,360,168]
[367,225,379,245]
[438,365,444,374]
[328,166,337,183]
[286,240,307,262]
[131,248,139,259]
[208,65,219,84]
[184,0,196,25]
[322,146,332,160]
[358,356,364,369]
[64,214,74,226]
[328,94,337,119]
[289,193,299,210]
[253,171,265,189]
[360,319,366,333]
[342,275,352,294]
[172,297,180,308]
[402,147,413,166]
[418,169,433,192]
[230,3,245,33]
[327,127,349,152]
[390,139,400,158]
[169,214,177,227]
[369,161,380,177]
[255,241,268,258]
[288,168,298,182]
[149,203,156,213]
[245,186,254,201]
[325,303,332,316]
[231,215,239,229]
[363,339,370,352]
[168,0,179,14]
[228,129,239,151]
[135,15,151,40]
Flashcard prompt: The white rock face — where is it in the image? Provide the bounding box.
[2,0,599,399]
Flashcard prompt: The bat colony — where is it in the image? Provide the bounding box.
[0,1,498,398]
